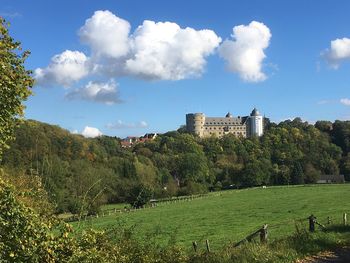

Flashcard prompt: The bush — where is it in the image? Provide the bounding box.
[178,181,208,196]
[126,184,153,208]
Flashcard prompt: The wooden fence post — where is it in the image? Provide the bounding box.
[343,213,347,226]
[206,239,211,253]
[308,214,316,232]
[260,224,268,243]
[192,241,198,252]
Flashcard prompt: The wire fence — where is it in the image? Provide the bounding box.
[63,192,220,222]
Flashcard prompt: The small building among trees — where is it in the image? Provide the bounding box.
[316,174,345,184]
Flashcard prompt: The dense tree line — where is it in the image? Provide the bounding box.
[2,117,350,214]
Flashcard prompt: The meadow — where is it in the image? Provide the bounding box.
[74,184,350,250]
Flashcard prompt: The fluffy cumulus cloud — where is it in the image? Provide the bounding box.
[35,11,221,88]
[340,98,350,106]
[35,50,89,87]
[106,120,148,129]
[218,21,271,82]
[37,12,276,92]
[65,79,121,105]
[125,20,222,80]
[323,38,350,69]
[81,126,102,138]
[79,10,131,58]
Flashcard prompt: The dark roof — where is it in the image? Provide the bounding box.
[225,112,233,118]
[250,108,261,116]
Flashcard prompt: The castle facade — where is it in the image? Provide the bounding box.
[186,108,263,138]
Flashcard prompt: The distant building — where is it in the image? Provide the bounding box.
[121,133,158,148]
[186,108,264,138]
[139,133,157,143]
[316,174,345,184]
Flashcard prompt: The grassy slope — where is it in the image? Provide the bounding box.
[74,184,350,250]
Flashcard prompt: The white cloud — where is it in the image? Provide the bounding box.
[82,126,102,138]
[79,10,131,59]
[323,38,350,69]
[218,21,271,82]
[106,120,148,129]
[35,50,89,87]
[340,98,350,106]
[35,11,221,87]
[0,12,21,18]
[125,20,221,80]
[317,100,332,105]
[65,79,122,105]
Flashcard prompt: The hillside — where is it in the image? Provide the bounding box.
[2,118,350,216]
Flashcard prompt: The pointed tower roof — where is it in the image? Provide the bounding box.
[250,108,261,116]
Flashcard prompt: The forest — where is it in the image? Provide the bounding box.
[2,117,350,215]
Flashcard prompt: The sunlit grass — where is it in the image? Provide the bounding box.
[74,184,350,250]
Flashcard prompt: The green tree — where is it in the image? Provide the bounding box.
[0,19,33,159]
[340,154,350,181]
[315,120,333,133]
[177,152,209,185]
[291,161,304,184]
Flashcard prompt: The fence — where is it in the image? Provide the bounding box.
[63,193,220,223]
[191,212,348,252]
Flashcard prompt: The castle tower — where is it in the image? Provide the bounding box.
[186,113,205,137]
[250,108,263,137]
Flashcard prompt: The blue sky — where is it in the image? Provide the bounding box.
[2,0,350,138]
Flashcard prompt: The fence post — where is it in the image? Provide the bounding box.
[308,214,316,232]
[260,224,268,243]
[192,241,198,252]
[343,213,347,226]
[206,239,211,253]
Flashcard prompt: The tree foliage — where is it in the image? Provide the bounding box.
[0,18,33,159]
[1,117,349,214]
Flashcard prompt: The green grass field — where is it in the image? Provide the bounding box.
[74,184,350,250]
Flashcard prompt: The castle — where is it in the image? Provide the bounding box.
[186,108,263,138]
